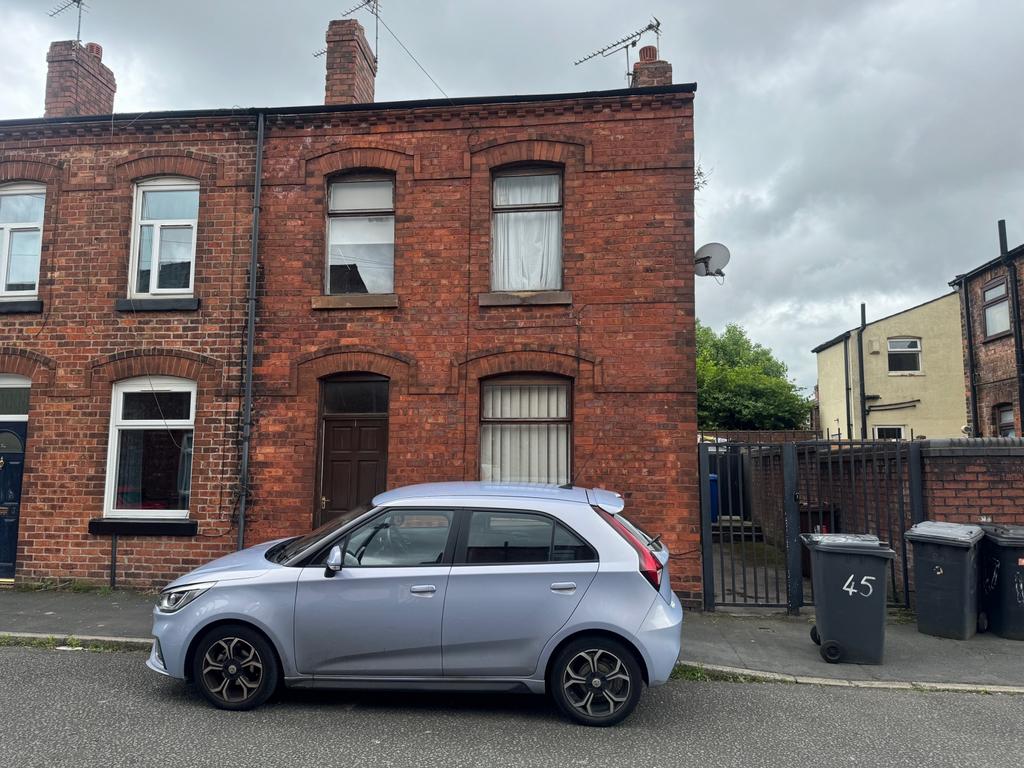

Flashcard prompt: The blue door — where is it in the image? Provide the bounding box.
[0,423,27,580]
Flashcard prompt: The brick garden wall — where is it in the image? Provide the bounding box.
[920,440,1024,526]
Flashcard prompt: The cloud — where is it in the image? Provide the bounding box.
[2,0,1023,392]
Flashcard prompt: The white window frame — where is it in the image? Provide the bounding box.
[887,337,922,375]
[0,374,31,422]
[873,425,905,440]
[325,173,396,296]
[128,177,199,298]
[103,376,196,519]
[0,182,46,299]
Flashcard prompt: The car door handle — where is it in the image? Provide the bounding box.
[550,582,577,593]
[410,585,436,595]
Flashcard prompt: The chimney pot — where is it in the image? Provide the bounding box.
[638,45,658,62]
[85,42,103,59]
[631,46,672,88]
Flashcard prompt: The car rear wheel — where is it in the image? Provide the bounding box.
[550,636,644,727]
[191,624,279,711]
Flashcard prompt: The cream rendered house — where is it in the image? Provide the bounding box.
[813,293,968,439]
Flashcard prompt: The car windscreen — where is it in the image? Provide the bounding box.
[269,505,374,563]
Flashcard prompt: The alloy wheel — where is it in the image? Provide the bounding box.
[561,648,632,718]
[200,636,264,704]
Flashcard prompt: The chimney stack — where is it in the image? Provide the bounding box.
[630,45,672,88]
[324,19,377,105]
[44,40,116,117]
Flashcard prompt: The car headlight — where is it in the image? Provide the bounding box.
[157,582,215,613]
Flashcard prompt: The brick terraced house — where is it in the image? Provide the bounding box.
[0,21,699,601]
[951,220,1024,438]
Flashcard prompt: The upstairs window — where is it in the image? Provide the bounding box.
[327,174,395,295]
[982,279,1011,338]
[0,183,45,297]
[887,338,921,373]
[130,177,199,297]
[996,404,1016,437]
[491,168,562,292]
[480,376,571,485]
[105,377,195,518]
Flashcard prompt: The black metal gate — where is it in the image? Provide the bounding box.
[699,440,916,613]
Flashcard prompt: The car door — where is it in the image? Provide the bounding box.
[442,509,599,677]
[293,507,455,677]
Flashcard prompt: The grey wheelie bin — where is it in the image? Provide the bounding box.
[978,524,1024,640]
[801,533,895,664]
[905,521,984,640]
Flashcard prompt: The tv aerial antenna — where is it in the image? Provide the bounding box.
[49,0,89,43]
[314,0,381,64]
[694,242,731,284]
[573,18,661,85]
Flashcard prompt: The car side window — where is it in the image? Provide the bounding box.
[463,510,596,564]
[341,509,453,567]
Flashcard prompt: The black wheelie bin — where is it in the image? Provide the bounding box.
[978,524,1024,640]
[905,521,984,640]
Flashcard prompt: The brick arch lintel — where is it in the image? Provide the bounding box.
[469,136,590,168]
[0,347,57,391]
[291,347,414,395]
[86,348,223,389]
[0,157,65,185]
[304,146,413,180]
[455,347,598,390]
[114,150,220,184]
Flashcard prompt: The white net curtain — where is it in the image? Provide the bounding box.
[491,173,562,292]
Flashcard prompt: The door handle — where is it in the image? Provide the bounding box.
[410,585,436,595]
[320,496,329,510]
[550,582,576,593]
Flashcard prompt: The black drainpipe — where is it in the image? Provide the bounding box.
[843,336,853,439]
[237,111,265,550]
[957,276,980,436]
[857,303,868,439]
[1000,220,1024,426]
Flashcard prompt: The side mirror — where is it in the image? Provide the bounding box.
[324,544,343,578]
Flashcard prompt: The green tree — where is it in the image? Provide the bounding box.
[696,320,810,430]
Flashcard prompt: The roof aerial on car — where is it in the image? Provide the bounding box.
[373,481,625,512]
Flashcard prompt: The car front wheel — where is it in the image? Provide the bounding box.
[191,624,279,711]
[550,636,644,726]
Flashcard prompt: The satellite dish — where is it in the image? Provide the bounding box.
[695,242,730,277]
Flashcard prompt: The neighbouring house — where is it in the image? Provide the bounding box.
[950,220,1023,438]
[0,22,700,599]
[812,293,967,440]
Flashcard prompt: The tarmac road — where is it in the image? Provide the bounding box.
[0,646,1017,768]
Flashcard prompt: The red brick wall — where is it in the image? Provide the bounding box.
[961,259,1022,437]
[324,20,376,105]
[2,89,700,596]
[249,91,699,599]
[921,444,1024,526]
[0,117,257,586]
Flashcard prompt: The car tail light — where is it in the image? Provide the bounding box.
[597,508,663,591]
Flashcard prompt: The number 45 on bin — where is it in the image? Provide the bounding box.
[842,575,876,597]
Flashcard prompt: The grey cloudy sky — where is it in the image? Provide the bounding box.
[3,0,1024,391]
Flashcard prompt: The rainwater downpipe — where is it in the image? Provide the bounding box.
[1000,220,1024,426]
[857,303,868,439]
[843,336,853,439]
[237,111,265,550]
[959,278,979,436]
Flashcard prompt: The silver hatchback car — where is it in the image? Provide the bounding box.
[148,482,683,726]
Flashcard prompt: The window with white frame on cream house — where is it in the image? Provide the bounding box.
[0,183,45,299]
[128,177,199,298]
[887,338,921,374]
[104,377,196,518]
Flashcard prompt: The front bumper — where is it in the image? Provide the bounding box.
[146,638,170,676]
[636,591,683,686]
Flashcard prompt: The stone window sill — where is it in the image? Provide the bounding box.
[88,518,198,537]
[312,294,399,310]
[115,297,200,312]
[0,299,43,314]
[478,291,572,307]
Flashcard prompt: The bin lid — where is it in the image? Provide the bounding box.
[981,524,1024,546]
[799,533,896,558]
[905,521,984,547]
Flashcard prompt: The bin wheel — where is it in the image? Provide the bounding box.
[977,612,989,634]
[810,626,821,646]
[820,641,843,664]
